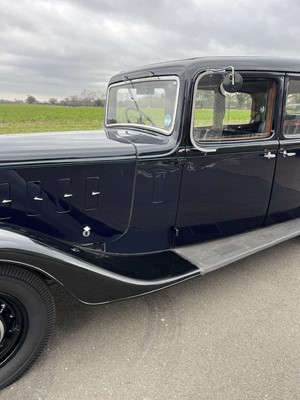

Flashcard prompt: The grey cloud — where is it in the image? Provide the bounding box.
[0,0,300,100]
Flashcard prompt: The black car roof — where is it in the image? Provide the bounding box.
[109,56,300,84]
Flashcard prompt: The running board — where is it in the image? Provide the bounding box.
[173,218,300,275]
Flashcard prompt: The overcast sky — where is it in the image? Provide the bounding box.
[1,0,299,101]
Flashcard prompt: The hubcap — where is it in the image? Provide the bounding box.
[0,295,28,367]
[0,317,4,343]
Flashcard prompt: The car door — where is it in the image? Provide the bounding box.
[266,75,300,223]
[175,70,282,246]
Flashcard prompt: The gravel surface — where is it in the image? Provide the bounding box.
[1,239,300,400]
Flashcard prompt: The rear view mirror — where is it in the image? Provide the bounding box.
[136,84,155,95]
[221,71,243,93]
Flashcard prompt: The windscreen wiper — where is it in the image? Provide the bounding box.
[123,75,140,111]
[122,75,156,127]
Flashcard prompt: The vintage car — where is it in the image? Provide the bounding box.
[1,56,300,388]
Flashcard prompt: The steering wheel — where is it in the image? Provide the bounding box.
[125,108,156,127]
[250,109,263,123]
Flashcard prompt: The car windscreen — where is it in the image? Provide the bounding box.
[106,76,180,135]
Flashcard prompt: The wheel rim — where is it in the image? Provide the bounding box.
[0,294,28,367]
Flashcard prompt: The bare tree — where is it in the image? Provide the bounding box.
[80,89,97,106]
[59,90,106,107]
[48,98,58,105]
[63,95,81,107]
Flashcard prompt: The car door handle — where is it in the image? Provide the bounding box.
[263,151,276,159]
[2,199,12,204]
[280,149,296,158]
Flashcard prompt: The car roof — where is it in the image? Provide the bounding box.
[109,56,300,84]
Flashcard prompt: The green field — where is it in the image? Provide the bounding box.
[0,104,251,135]
[194,109,251,126]
[117,107,166,129]
[0,104,105,134]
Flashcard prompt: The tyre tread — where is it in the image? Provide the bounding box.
[0,264,55,389]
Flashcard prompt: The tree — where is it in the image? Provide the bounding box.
[94,98,105,107]
[26,95,37,104]
[63,95,80,107]
[48,98,58,105]
[233,93,250,109]
[80,89,96,106]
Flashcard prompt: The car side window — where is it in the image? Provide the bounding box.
[192,73,277,144]
[283,78,300,136]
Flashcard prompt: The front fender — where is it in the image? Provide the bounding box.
[0,227,199,304]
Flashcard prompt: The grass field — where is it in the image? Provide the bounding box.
[116,107,251,129]
[117,107,166,129]
[194,108,251,126]
[0,104,251,134]
[0,104,105,134]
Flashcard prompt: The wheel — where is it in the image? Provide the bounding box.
[0,265,55,389]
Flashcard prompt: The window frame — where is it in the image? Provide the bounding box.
[190,70,278,153]
[282,75,300,139]
[105,75,180,136]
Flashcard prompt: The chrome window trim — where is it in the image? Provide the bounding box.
[105,76,180,136]
[190,71,276,153]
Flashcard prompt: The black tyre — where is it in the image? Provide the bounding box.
[0,265,55,389]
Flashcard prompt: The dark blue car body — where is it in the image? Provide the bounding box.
[1,56,300,304]
[3,56,300,389]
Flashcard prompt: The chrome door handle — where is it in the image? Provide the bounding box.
[1,199,12,204]
[264,151,276,159]
[280,149,296,158]
[34,196,43,201]
[64,193,73,198]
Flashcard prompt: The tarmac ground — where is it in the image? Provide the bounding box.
[1,238,300,400]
